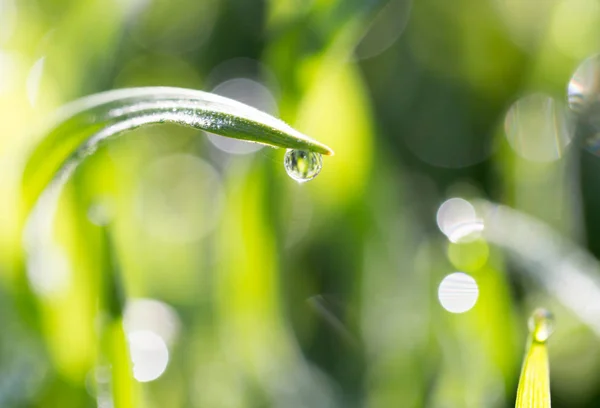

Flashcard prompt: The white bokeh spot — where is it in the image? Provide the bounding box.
[438,272,479,314]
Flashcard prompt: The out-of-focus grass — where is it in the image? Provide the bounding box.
[2,0,600,407]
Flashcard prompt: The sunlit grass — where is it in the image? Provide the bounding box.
[516,309,554,408]
[2,0,600,407]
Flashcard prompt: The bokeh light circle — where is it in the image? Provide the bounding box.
[436,198,484,243]
[504,93,573,162]
[124,299,180,346]
[127,330,169,383]
[135,154,224,243]
[447,239,490,273]
[354,0,412,60]
[207,78,278,155]
[551,0,600,60]
[568,54,600,115]
[438,272,479,314]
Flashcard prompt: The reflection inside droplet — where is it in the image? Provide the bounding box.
[436,198,484,243]
[438,272,479,314]
[528,308,555,343]
[127,330,169,382]
[504,93,573,162]
[284,149,323,182]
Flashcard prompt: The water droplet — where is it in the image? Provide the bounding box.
[284,149,323,182]
[528,308,555,343]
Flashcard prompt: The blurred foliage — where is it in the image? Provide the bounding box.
[1,0,600,407]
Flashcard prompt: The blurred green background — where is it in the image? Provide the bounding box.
[1,0,600,406]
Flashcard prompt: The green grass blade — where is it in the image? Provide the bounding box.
[515,342,551,408]
[103,319,138,408]
[20,87,334,286]
[100,225,126,320]
[22,86,334,213]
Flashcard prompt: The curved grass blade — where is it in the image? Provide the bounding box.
[477,200,600,339]
[22,86,334,213]
[21,87,334,299]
